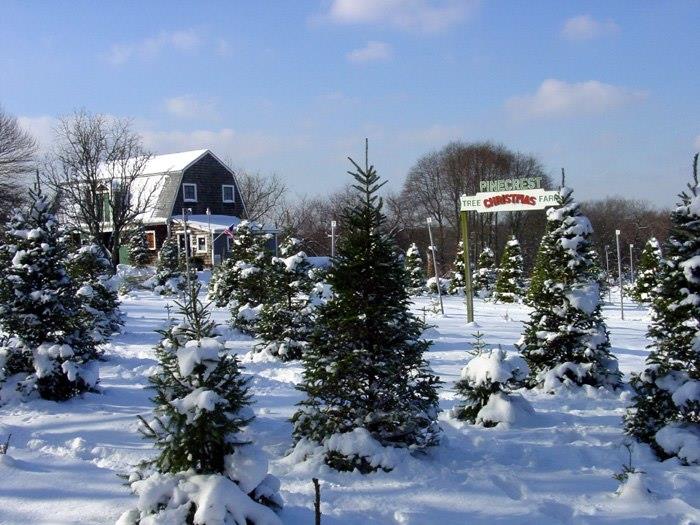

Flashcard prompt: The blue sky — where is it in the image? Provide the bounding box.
[1,0,698,207]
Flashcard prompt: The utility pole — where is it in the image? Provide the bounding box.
[426,217,444,315]
[615,229,624,320]
[460,209,474,323]
[206,207,214,269]
[330,220,337,258]
[629,243,635,282]
[182,207,192,294]
[605,245,612,303]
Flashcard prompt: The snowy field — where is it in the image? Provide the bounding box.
[1,287,699,525]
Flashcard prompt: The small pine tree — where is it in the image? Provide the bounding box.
[291,157,442,473]
[452,333,532,426]
[448,241,466,295]
[404,243,426,293]
[67,244,122,342]
[628,238,663,304]
[493,236,525,303]
[0,189,100,400]
[624,156,700,464]
[517,187,621,390]
[254,238,315,361]
[119,283,282,524]
[474,247,497,298]
[154,235,189,295]
[128,223,151,268]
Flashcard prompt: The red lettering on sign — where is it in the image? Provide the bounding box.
[481,193,537,209]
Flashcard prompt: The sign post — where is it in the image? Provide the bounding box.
[629,243,634,282]
[459,181,559,325]
[426,217,444,315]
[616,229,624,320]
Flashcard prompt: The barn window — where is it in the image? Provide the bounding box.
[222,185,235,203]
[196,235,208,253]
[183,183,197,202]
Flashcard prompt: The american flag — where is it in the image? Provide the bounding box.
[223,224,236,238]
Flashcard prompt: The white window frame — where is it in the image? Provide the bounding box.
[222,184,235,203]
[145,230,157,251]
[182,183,197,202]
[196,235,208,254]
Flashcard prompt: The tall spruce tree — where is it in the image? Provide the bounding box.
[493,236,525,303]
[404,242,426,293]
[0,188,100,400]
[254,238,314,361]
[624,156,700,464]
[128,222,151,267]
[448,241,466,295]
[474,247,497,298]
[119,283,282,524]
[628,238,663,304]
[517,187,621,390]
[67,244,123,342]
[291,157,442,473]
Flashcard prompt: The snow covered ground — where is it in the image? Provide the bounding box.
[1,288,699,525]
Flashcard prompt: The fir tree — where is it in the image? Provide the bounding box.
[624,156,700,464]
[517,187,621,390]
[128,222,151,268]
[404,242,426,293]
[154,235,182,293]
[254,238,315,361]
[452,333,532,427]
[67,244,123,342]
[119,283,282,524]
[473,247,497,298]
[291,157,442,473]
[448,241,466,295]
[0,188,100,400]
[628,238,663,304]
[493,236,525,303]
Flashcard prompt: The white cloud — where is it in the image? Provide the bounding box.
[346,41,393,63]
[505,79,647,120]
[105,29,201,65]
[561,15,619,41]
[320,0,476,33]
[164,95,218,120]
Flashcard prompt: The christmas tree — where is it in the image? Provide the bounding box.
[119,283,282,524]
[254,237,315,361]
[154,235,184,294]
[67,244,123,342]
[493,236,525,303]
[448,241,466,295]
[624,156,700,464]
[128,222,151,268]
[628,238,662,304]
[452,332,532,427]
[473,247,497,299]
[517,187,621,390]
[404,242,426,294]
[0,188,100,401]
[291,156,442,473]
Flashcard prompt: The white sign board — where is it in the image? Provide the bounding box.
[460,189,559,213]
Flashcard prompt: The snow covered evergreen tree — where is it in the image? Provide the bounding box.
[517,187,621,390]
[154,235,183,294]
[448,241,466,295]
[67,244,123,342]
[0,188,100,401]
[474,247,497,298]
[128,223,151,268]
[254,238,314,361]
[493,236,525,303]
[119,283,282,524]
[628,238,662,304]
[452,333,532,427]
[624,156,700,464]
[291,157,442,473]
[404,242,425,293]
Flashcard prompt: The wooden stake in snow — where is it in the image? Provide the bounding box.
[0,434,11,455]
[312,477,321,525]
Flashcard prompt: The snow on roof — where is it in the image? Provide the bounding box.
[171,214,242,232]
[141,149,209,175]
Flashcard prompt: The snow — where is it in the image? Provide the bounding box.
[565,282,600,314]
[176,337,222,377]
[461,348,529,385]
[655,424,700,464]
[1,289,700,523]
[672,380,700,407]
[475,391,535,427]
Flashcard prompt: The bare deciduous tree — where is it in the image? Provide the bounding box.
[43,110,156,268]
[231,169,288,223]
[0,106,37,220]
